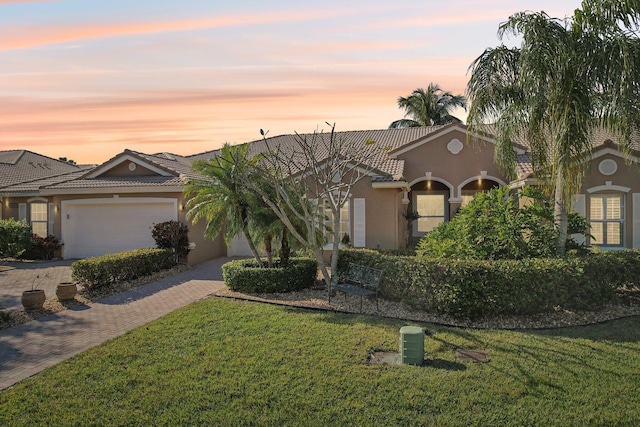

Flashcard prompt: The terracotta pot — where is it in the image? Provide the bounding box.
[21,289,46,311]
[56,282,77,301]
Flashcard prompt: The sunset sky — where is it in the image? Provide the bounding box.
[1,0,583,164]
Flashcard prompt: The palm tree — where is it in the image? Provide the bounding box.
[184,143,263,264]
[389,83,468,128]
[466,2,640,255]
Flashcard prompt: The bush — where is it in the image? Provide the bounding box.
[0,219,32,258]
[339,248,634,319]
[222,257,318,293]
[21,235,61,260]
[151,221,190,262]
[417,186,589,260]
[71,248,175,289]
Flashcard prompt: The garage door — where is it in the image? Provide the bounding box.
[61,198,177,259]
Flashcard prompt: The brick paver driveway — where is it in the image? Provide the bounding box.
[0,257,227,390]
[0,259,74,311]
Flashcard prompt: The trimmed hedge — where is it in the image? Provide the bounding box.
[339,248,639,319]
[222,257,318,293]
[0,219,32,258]
[71,248,175,289]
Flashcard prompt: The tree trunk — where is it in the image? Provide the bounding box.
[554,171,569,257]
[280,227,290,268]
[330,212,341,287]
[239,206,262,264]
[265,235,273,268]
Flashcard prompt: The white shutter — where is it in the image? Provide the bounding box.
[353,198,366,247]
[48,202,54,236]
[571,194,586,245]
[18,203,26,221]
[633,193,640,248]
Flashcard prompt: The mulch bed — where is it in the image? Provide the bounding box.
[214,286,640,330]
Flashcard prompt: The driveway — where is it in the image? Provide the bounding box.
[0,259,74,311]
[0,257,227,390]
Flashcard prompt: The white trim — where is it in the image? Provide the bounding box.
[27,196,48,203]
[456,174,507,198]
[85,154,174,178]
[591,147,640,164]
[48,202,54,236]
[407,174,455,200]
[509,177,539,189]
[18,203,26,221]
[633,193,640,249]
[586,182,631,193]
[353,198,366,247]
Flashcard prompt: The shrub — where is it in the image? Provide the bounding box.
[417,186,589,260]
[21,235,61,260]
[339,248,633,319]
[71,248,175,289]
[151,221,190,262]
[222,257,318,293]
[0,219,32,258]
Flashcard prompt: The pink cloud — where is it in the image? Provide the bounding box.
[0,8,359,51]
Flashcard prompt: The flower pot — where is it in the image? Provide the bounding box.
[21,289,46,311]
[56,282,77,301]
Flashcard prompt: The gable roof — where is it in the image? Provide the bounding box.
[514,131,640,180]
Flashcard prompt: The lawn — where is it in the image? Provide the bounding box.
[1,298,640,426]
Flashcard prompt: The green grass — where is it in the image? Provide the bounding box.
[2,298,640,426]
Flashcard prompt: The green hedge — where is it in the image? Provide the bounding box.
[339,248,637,319]
[71,248,176,289]
[0,219,32,258]
[222,258,318,293]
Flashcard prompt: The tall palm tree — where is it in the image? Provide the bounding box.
[466,1,640,255]
[184,143,263,264]
[389,83,468,128]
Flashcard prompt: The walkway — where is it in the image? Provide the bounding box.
[0,258,227,391]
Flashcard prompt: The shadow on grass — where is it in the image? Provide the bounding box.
[426,358,467,371]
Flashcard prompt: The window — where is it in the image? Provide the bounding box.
[590,194,624,246]
[30,202,48,237]
[461,190,484,208]
[413,193,446,235]
[324,199,349,244]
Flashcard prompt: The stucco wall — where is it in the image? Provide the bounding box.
[1,192,226,264]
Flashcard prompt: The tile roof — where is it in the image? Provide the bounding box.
[190,126,447,182]
[44,175,183,190]
[0,150,91,189]
[5,124,636,192]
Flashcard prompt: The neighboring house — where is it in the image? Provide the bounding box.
[0,149,226,265]
[2,124,639,264]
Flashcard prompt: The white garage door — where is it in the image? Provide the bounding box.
[62,198,177,259]
[227,233,255,257]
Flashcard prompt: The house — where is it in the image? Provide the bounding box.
[0,149,226,264]
[2,123,639,263]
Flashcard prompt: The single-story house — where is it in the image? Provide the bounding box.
[2,123,639,264]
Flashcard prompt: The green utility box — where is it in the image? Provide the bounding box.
[400,326,424,366]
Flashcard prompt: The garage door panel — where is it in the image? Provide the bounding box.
[63,199,177,259]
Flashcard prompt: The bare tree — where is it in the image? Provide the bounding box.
[234,123,388,293]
